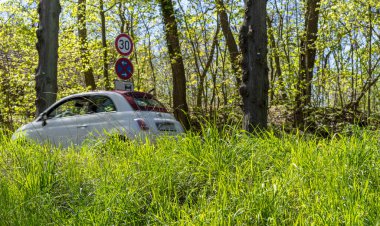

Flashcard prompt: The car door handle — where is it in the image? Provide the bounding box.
[77,125,88,128]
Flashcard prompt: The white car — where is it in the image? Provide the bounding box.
[12,91,184,147]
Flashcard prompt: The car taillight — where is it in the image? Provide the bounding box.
[135,119,149,131]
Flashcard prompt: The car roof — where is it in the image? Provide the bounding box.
[112,90,154,98]
[64,90,153,98]
[54,90,151,100]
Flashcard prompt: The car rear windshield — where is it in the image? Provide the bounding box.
[115,91,168,112]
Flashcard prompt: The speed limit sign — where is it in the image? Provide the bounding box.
[115,34,134,56]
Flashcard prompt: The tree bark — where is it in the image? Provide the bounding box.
[159,0,190,130]
[78,0,96,90]
[239,0,269,131]
[294,0,321,126]
[35,0,61,116]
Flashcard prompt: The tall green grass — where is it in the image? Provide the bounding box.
[0,126,379,225]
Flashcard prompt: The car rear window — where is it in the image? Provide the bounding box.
[114,91,168,112]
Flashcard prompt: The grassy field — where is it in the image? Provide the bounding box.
[0,126,379,225]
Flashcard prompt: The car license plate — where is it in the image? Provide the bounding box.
[156,122,176,132]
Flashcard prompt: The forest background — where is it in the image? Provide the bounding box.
[0,0,380,132]
[1,1,380,224]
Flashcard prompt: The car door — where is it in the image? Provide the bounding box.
[76,95,119,144]
[41,97,89,147]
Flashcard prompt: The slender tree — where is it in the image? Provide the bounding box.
[0,64,8,126]
[239,0,269,131]
[346,5,379,113]
[267,15,286,102]
[99,0,110,90]
[216,0,240,86]
[196,24,219,110]
[159,0,190,130]
[78,0,96,90]
[294,0,321,126]
[35,0,61,116]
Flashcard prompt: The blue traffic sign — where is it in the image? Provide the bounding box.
[115,58,134,80]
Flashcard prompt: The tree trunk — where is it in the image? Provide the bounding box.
[35,0,61,116]
[0,69,7,126]
[130,17,142,91]
[176,1,204,111]
[99,0,110,90]
[346,74,380,111]
[367,5,373,118]
[267,16,286,101]
[196,25,219,109]
[294,0,321,126]
[118,2,126,33]
[78,0,96,90]
[159,0,190,130]
[239,0,269,131]
[216,0,240,86]
[144,21,157,96]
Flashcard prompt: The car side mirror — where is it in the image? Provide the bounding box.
[42,113,48,127]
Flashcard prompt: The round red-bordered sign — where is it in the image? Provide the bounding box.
[115,58,134,80]
[115,34,134,56]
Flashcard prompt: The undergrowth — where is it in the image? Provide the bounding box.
[0,126,379,225]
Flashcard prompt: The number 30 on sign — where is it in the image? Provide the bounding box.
[115,34,134,56]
